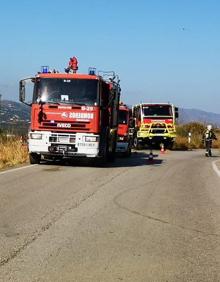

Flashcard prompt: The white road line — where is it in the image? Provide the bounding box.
[0,164,37,175]
[212,160,220,178]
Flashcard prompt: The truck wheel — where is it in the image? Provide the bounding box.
[133,136,142,150]
[29,153,41,164]
[98,155,107,166]
[107,151,115,162]
[125,146,132,157]
[107,143,116,162]
[166,142,174,150]
[97,141,108,166]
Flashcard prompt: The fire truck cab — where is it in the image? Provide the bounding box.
[19,58,121,164]
[116,103,132,156]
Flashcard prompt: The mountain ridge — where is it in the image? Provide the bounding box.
[0,100,30,123]
[179,108,220,126]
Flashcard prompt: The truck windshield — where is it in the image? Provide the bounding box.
[118,110,128,124]
[142,105,172,116]
[33,78,98,105]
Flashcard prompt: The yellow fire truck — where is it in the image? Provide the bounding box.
[132,103,178,149]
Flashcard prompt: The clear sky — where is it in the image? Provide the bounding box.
[0,0,219,113]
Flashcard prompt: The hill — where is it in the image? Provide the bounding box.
[0,100,30,123]
[0,100,30,134]
[179,108,220,127]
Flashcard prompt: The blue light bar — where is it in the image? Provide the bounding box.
[88,67,96,75]
[41,66,49,73]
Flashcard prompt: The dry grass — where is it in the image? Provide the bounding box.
[212,134,220,148]
[0,136,29,169]
[173,136,189,150]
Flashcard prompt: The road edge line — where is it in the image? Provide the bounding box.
[212,160,220,178]
[0,164,37,175]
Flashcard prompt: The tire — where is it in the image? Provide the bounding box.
[99,128,116,164]
[107,142,116,162]
[97,155,107,166]
[133,136,142,150]
[29,153,41,164]
[124,145,132,157]
[97,140,108,166]
[166,141,174,150]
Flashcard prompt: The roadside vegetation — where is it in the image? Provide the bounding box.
[174,122,220,150]
[0,132,28,169]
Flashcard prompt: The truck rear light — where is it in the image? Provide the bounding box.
[85,136,98,142]
[30,133,42,140]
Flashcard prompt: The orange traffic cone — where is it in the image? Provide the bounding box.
[160,144,165,154]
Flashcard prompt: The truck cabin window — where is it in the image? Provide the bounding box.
[142,105,172,117]
[33,78,98,105]
[118,110,128,124]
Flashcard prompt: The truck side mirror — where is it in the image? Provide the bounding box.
[19,78,34,106]
[175,107,179,119]
[19,80,26,103]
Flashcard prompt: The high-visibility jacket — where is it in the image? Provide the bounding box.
[203,130,217,142]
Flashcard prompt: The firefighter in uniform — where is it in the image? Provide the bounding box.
[202,125,217,157]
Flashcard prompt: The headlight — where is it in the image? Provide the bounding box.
[141,125,150,131]
[30,133,43,139]
[85,136,98,142]
[141,128,149,131]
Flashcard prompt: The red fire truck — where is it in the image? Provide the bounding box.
[116,103,132,156]
[19,57,121,164]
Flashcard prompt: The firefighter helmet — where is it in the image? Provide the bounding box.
[207,124,212,131]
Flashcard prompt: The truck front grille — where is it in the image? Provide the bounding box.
[151,129,167,134]
[49,134,76,144]
[149,123,168,134]
[40,121,90,131]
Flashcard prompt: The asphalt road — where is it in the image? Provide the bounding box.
[1,149,220,282]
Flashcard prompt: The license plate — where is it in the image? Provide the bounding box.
[58,137,69,142]
[58,146,67,151]
[77,143,95,147]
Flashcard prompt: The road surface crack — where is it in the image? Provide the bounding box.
[113,187,220,239]
[0,168,129,268]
